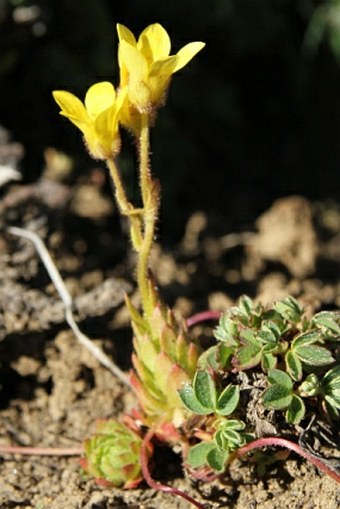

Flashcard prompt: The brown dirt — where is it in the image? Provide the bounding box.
[0,159,339,508]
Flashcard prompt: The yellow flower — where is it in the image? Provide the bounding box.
[117,23,205,119]
[52,82,126,160]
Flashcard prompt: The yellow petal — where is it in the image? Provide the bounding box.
[149,55,178,79]
[85,82,116,119]
[147,56,177,105]
[92,88,127,158]
[94,88,126,141]
[117,25,137,89]
[93,107,115,156]
[120,40,148,80]
[173,41,205,73]
[116,86,128,111]
[116,23,137,46]
[52,90,90,132]
[120,41,150,111]
[83,129,102,160]
[137,23,171,63]
[118,93,142,135]
[94,106,114,139]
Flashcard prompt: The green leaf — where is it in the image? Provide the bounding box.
[295,345,335,366]
[221,419,246,431]
[214,429,229,450]
[216,385,240,416]
[240,328,258,344]
[322,365,340,387]
[178,384,211,415]
[239,295,254,316]
[236,344,262,370]
[199,344,234,370]
[206,446,229,472]
[214,419,246,450]
[186,441,215,468]
[193,370,217,409]
[263,384,293,410]
[299,373,320,397]
[259,321,282,342]
[214,315,239,344]
[218,344,235,368]
[325,394,340,410]
[322,367,340,408]
[261,352,277,372]
[313,311,340,334]
[222,429,245,447]
[197,346,218,370]
[324,396,340,418]
[285,350,303,381]
[262,342,279,354]
[274,296,302,322]
[286,395,305,424]
[267,369,293,389]
[292,330,322,347]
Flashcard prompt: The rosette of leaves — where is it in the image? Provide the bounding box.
[81,419,144,488]
[126,292,200,430]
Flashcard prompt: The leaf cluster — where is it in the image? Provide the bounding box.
[180,296,340,471]
[179,370,239,416]
[186,419,249,472]
[210,296,340,423]
[178,370,251,471]
[82,419,143,488]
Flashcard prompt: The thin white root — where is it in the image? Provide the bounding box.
[7,226,131,389]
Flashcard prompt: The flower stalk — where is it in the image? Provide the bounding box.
[135,111,159,318]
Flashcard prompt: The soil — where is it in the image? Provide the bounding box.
[0,138,340,508]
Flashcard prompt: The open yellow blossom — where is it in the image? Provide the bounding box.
[117,23,205,121]
[53,82,126,160]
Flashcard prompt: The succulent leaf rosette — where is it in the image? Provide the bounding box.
[81,419,146,489]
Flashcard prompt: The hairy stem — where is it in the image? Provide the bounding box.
[106,157,133,215]
[139,113,152,206]
[136,113,159,318]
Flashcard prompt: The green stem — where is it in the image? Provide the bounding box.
[106,157,144,251]
[137,206,157,318]
[137,113,159,318]
[139,113,152,206]
[106,158,132,215]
